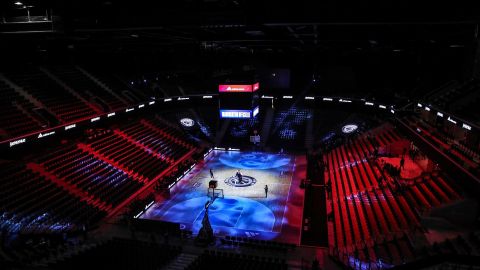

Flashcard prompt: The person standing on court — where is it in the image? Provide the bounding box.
[264,185,269,198]
[236,169,243,184]
[210,168,214,179]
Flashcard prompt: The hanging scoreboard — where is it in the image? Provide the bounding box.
[219,82,260,119]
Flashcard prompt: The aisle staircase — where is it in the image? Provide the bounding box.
[260,107,275,147]
[305,111,314,149]
[39,67,104,114]
[215,119,231,146]
[76,66,130,105]
[0,73,44,108]
[162,252,198,270]
[26,162,111,211]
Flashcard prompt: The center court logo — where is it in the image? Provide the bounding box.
[224,175,257,187]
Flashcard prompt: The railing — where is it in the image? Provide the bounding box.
[2,16,51,23]
[2,94,396,149]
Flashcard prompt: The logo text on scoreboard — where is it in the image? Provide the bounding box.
[220,110,252,119]
[219,82,259,93]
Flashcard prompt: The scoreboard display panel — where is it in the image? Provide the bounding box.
[219,92,253,110]
[219,82,260,119]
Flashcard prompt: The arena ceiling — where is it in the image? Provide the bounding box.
[1,0,479,52]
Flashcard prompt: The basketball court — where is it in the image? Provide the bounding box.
[139,150,305,244]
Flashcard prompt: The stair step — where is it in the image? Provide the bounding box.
[260,107,275,147]
[163,252,198,270]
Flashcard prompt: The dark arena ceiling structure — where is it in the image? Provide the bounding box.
[1,1,479,52]
[2,1,479,102]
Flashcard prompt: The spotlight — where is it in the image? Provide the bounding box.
[14,1,23,5]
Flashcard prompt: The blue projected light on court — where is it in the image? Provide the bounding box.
[218,151,291,170]
[152,196,275,234]
[140,150,298,242]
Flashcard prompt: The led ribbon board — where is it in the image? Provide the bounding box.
[253,106,259,117]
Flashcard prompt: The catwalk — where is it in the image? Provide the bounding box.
[140,150,305,243]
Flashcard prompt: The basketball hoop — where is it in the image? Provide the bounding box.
[207,187,224,200]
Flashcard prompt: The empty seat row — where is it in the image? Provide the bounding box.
[89,133,170,180]
[48,66,127,111]
[0,163,105,234]
[0,80,43,137]
[41,147,145,207]
[324,125,462,266]
[5,68,97,123]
